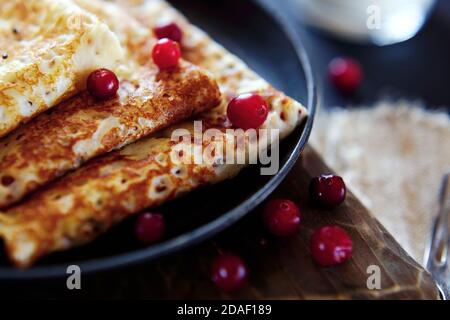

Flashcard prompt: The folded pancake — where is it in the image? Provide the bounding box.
[0,0,124,138]
[0,7,221,209]
[73,0,153,67]
[0,0,308,268]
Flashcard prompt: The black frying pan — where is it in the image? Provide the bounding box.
[0,0,317,280]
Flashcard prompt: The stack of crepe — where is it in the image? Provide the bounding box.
[0,0,308,268]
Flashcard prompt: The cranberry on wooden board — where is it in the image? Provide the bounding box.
[152,38,181,70]
[263,199,301,236]
[135,213,166,245]
[328,57,363,94]
[154,22,183,43]
[86,68,119,100]
[310,225,353,267]
[211,253,248,293]
[309,174,346,208]
[227,93,269,130]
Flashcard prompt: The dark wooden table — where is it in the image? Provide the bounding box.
[7,146,437,299]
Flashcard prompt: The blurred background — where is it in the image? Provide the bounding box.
[280,0,449,108]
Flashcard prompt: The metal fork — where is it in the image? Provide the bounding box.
[424,173,450,300]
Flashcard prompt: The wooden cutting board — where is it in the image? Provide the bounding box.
[4,146,439,299]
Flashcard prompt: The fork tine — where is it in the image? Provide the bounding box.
[424,173,450,299]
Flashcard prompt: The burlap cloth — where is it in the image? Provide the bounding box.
[311,101,450,263]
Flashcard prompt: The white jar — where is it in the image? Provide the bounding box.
[290,0,436,45]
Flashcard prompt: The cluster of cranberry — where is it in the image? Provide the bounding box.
[135,174,351,293]
[85,22,268,131]
[209,175,350,293]
[85,22,183,100]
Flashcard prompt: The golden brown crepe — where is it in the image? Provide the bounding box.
[0,1,221,209]
[0,0,123,138]
[0,0,308,268]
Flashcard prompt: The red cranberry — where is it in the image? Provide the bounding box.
[263,199,301,236]
[328,57,363,94]
[86,68,119,100]
[310,225,353,267]
[135,212,166,244]
[211,253,248,293]
[152,38,181,70]
[154,22,183,43]
[309,174,346,208]
[227,93,269,130]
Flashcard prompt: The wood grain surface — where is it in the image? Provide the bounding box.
[1,146,439,299]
